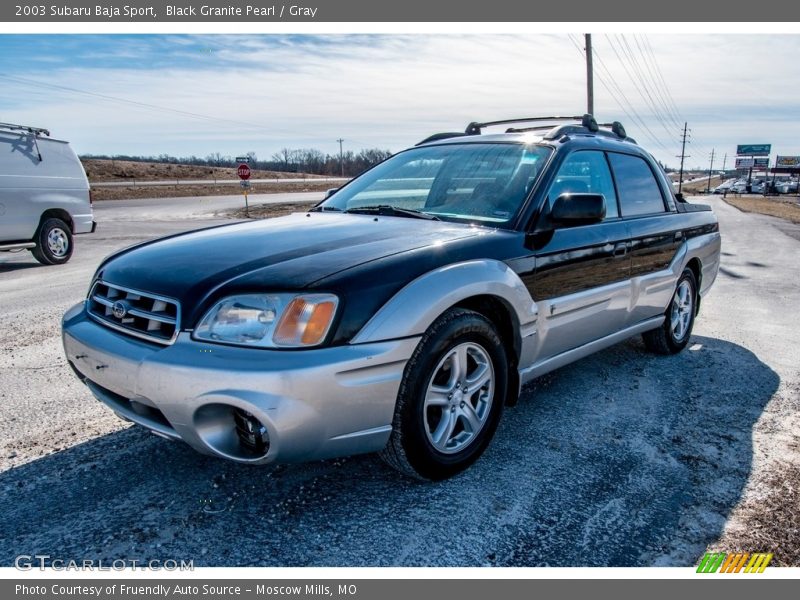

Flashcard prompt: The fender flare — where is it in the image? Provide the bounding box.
[350,259,538,346]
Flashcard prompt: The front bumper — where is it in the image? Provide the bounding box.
[62,302,419,465]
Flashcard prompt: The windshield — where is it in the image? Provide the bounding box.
[319,143,552,225]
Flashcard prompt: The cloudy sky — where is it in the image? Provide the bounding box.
[1,34,798,169]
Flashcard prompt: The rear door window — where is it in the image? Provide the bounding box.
[608,153,667,217]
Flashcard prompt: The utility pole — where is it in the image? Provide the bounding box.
[336,138,345,177]
[721,152,727,176]
[585,34,594,115]
[706,148,715,193]
[677,122,690,194]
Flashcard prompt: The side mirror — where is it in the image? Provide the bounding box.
[551,193,606,226]
[324,187,339,199]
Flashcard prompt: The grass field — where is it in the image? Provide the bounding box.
[724,195,800,224]
[82,158,336,201]
[81,158,323,182]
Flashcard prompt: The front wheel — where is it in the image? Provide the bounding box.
[380,308,508,480]
[642,268,697,354]
[31,218,73,265]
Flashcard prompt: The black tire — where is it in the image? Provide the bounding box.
[31,218,73,265]
[642,268,697,355]
[380,308,508,480]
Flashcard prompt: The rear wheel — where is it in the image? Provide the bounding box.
[31,218,73,265]
[380,308,508,480]
[642,268,697,354]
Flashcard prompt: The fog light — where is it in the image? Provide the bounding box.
[233,408,270,454]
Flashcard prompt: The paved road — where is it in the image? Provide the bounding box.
[0,196,797,566]
[94,191,324,221]
[93,178,347,188]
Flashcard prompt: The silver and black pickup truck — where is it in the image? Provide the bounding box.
[62,115,720,480]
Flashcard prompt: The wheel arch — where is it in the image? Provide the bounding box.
[685,257,702,313]
[39,208,74,233]
[350,259,537,405]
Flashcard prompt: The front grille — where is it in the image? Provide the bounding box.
[87,280,180,345]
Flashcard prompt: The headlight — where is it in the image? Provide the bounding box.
[193,293,338,348]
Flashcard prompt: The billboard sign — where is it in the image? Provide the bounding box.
[735,157,754,169]
[737,144,771,156]
[776,155,800,168]
[753,157,769,168]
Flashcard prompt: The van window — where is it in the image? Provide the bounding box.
[608,153,666,217]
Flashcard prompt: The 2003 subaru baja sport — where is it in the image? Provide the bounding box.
[62,115,720,480]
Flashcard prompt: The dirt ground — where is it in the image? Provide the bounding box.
[227,201,318,219]
[708,462,800,565]
[82,158,324,182]
[723,195,800,225]
[680,175,723,194]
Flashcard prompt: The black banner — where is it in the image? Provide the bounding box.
[2,0,800,22]
[5,579,798,600]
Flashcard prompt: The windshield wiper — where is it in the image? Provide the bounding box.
[309,205,343,212]
[342,205,440,220]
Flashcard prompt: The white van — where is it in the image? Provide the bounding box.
[0,122,95,265]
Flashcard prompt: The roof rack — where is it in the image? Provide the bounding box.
[465,114,599,135]
[417,114,635,146]
[0,122,50,137]
[0,122,51,161]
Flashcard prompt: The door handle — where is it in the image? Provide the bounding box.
[674,231,684,243]
[612,242,628,258]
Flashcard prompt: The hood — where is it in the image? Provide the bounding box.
[98,212,483,324]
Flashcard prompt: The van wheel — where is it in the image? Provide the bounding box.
[642,268,697,354]
[380,308,507,480]
[32,218,73,265]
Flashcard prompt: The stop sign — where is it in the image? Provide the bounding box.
[237,163,251,180]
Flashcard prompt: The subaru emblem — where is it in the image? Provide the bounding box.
[112,301,128,319]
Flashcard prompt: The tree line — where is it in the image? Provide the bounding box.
[80,147,393,178]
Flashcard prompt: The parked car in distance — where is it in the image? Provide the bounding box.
[712,179,735,194]
[776,180,798,194]
[731,179,764,194]
[62,114,721,480]
[0,122,95,265]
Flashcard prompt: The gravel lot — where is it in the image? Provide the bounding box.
[0,194,798,566]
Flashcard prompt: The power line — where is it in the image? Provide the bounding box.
[589,39,674,153]
[567,34,672,154]
[605,35,678,150]
[630,34,684,130]
[0,73,287,135]
[566,35,655,147]
[616,34,678,135]
[640,35,685,127]
[636,36,715,163]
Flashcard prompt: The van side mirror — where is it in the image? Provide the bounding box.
[551,193,606,226]
[324,187,339,199]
